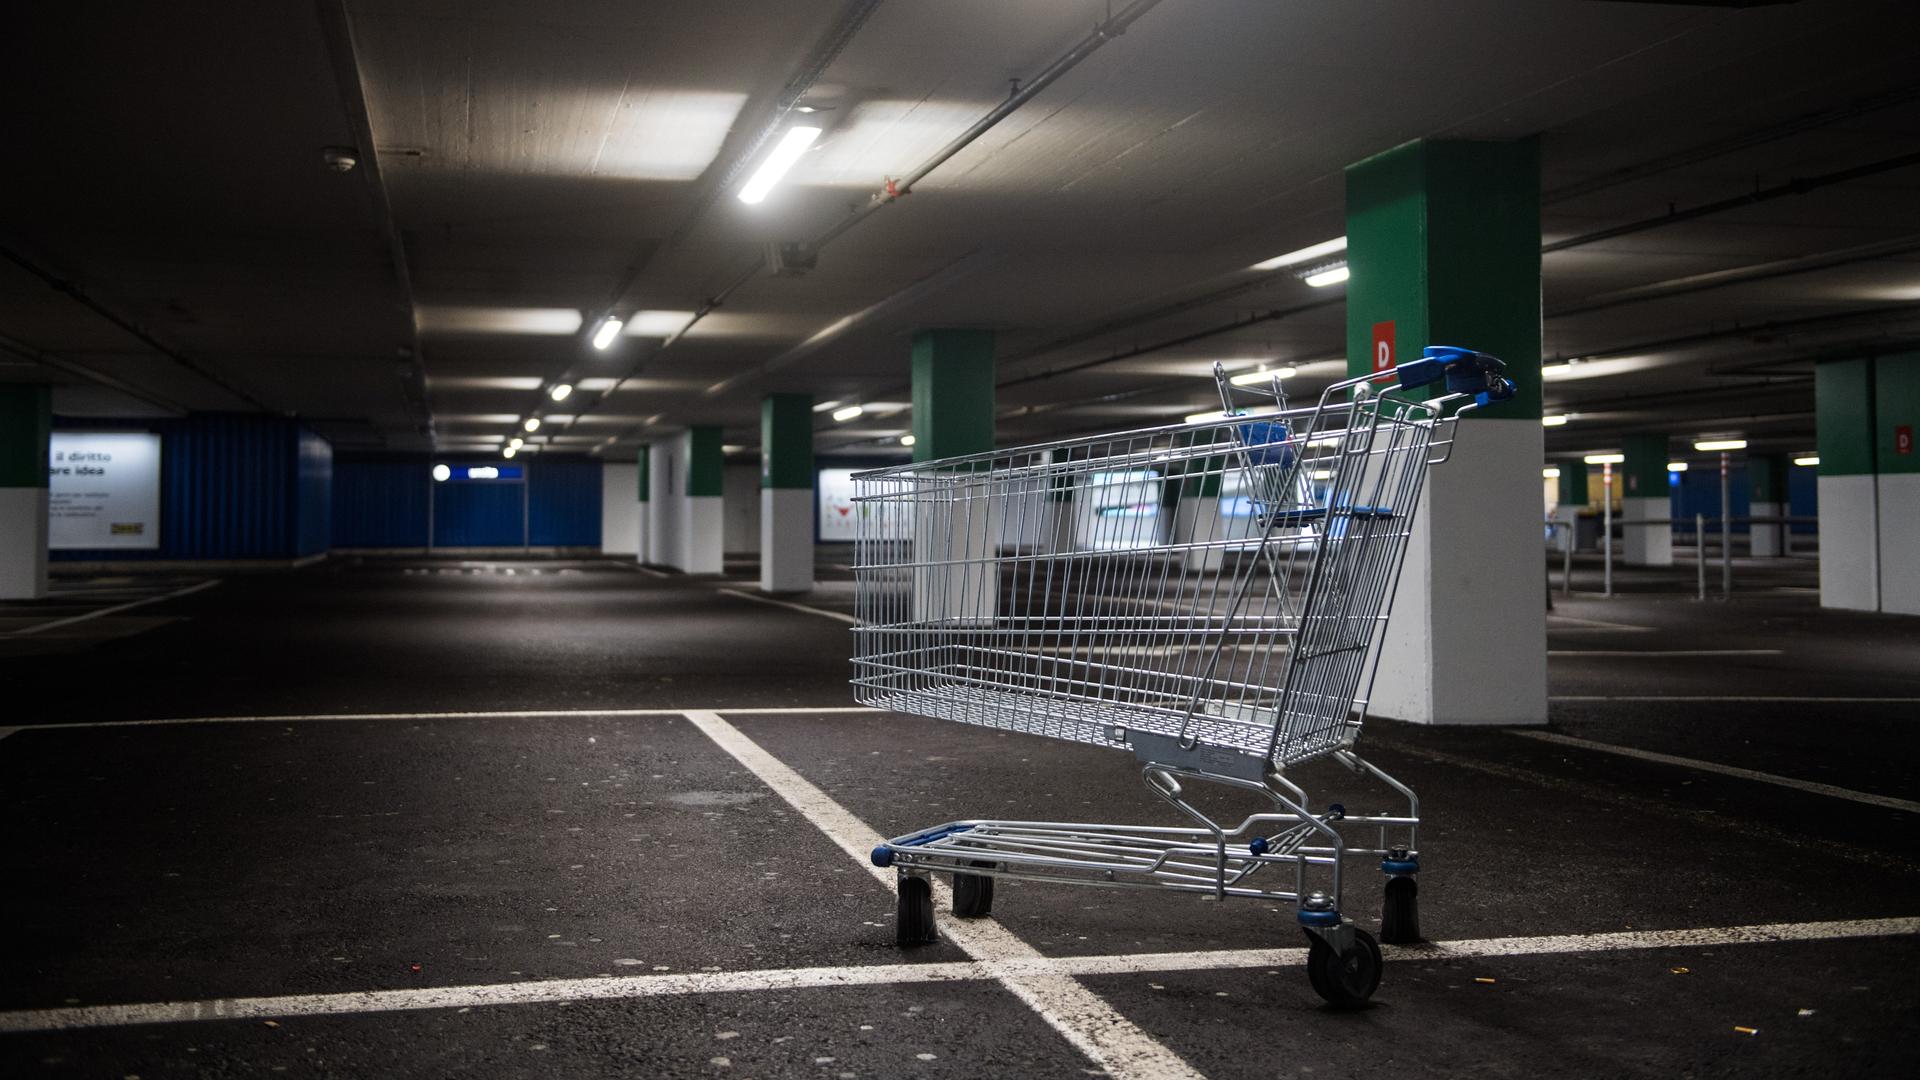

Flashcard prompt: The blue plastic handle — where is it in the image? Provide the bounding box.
[1237,421,1295,468]
[1395,345,1510,405]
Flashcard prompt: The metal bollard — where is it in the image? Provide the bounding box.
[1719,452,1732,599]
[1696,512,1706,602]
[1602,463,1614,598]
[1563,525,1573,597]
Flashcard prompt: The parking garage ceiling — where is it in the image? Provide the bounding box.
[3,0,1916,462]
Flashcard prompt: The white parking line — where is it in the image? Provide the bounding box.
[7,579,220,636]
[682,709,1206,1080]
[1549,695,1920,704]
[3,915,1912,1035]
[1547,649,1783,657]
[718,588,858,624]
[6,706,875,731]
[1511,730,1920,814]
[1545,615,1657,631]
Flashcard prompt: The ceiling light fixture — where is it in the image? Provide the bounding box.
[1229,366,1298,387]
[1693,439,1747,452]
[1185,405,1280,424]
[1794,455,1820,467]
[812,400,842,413]
[523,418,541,433]
[1667,462,1689,473]
[831,404,864,422]
[591,316,624,350]
[899,434,916,447]
[1302,264,1350,288]
[738,125,823,204]
[432,464,451,482]
[1541,467,1561,479]
[1541,414,1569,427]
[502,446,518,459]
[508,437,524,450]
[549,383,574,402]
[1251,237,1347,272]
[1584,453,1625,465]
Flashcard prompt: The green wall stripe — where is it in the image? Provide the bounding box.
[687,427,724,497]
[1346,139,1542,420]
[637,445,650,502]
[1619,434,1670,498]
[1556,462,1589,506]
[911,329,995,462]
[1816,358,1875,476]
[0,384,51,488]
[760,393,814,489]
[1875,353,1918,476]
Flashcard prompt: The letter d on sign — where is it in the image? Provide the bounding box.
[1371,320,1395,374]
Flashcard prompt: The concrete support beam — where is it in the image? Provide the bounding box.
[1620,434,1672,566]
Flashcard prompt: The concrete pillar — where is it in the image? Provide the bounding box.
[0,385,51,599]
[1345,138,1547,725]
[601,462,639,556]
[635,445,651,564]
[1816,358,1879,611]
[1874,353,1918,615]
[1747,453,1786,558]
[760,393,814,594]
[910,329,998,624]
[1620,434,1672,566]
[649,428,724,575]
[1552,459,1588,546]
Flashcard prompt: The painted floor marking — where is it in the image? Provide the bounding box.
[1549,695,1920,704]
[1547,649,1783,657]
[9,705,876,732]
[718,588,859,624]
[3,915,1913,1036]
[1511,730,1920,814]
[1545,614,1658,631]
[7,579,220,636]
[681,709,1205,1080]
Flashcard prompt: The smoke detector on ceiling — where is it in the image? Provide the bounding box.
[321,146,359,173]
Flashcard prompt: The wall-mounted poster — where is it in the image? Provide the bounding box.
[816,467,913,543]
[48,432,162,550]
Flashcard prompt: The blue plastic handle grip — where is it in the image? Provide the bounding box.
[1396,345,1510,403]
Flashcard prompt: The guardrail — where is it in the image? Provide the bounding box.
[1549,514,1818,600]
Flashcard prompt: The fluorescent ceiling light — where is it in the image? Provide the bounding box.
[1541,467,1561,479]
[624,310,698,338]
[1694,439,1747,452]
[501,447,517,460]
[722,444,746,454]
[831,404,864,422]
[1584,453,1625,465]
[812,400,842,413]
[1794,455,1820,467]
[413,306,584,336]
[509,437,524,450]
[739,126,822,204]
[899,434,916,447]
[549,384,574,402]
[1303,265,1350,288]
[1252,237,1347,272]
[1541,415,1569,427]
[592,317,624,350]
[432,464,451,483]
[1185,405,1280,424]
[523,418,541,433]
[470,466,501,479]
[1230,366,1298,387]
[1667,462,1688,473]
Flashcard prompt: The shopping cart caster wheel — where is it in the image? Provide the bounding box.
[1379,875,1420,945]
[896,876,937,946]
[1304,927,1382,1009]
[951,863,995,918]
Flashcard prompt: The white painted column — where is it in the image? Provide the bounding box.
[1748,500,1782,558]
[761,488,813,593]
[1621,497,1672,566]
[1817,475,1880,611]
[1367,418,1548,726]
[0,487,50,600]
[600,463,639,556]
[1876,474,1918,615]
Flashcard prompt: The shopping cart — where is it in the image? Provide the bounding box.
[852,346,1513,1007]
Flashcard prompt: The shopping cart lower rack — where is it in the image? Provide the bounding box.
[851,347,1513,1007]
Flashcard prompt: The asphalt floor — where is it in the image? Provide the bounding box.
[1,554,1916,1078]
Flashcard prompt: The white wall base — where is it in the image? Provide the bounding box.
[1876,474,1918,615]
[1367,418,1547,726]
[1621,495,1671,566]
[635,501,650,564]
[0,487,50,599]
[1748,500,1782,558]
[1818,475,1879,612]
[761,488,814,593]
[600,464,639,556]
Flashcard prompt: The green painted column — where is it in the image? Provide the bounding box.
[635,444,651,564]
[760,393,814,593]
[1815,358,1878,609]
[910,329,995,462]
[1617,434,1672,566]
[1344,138,1545,725]
[1556,462,1589,508]
[661,427,724,574]
[0,385,52,599]
[1874,353,1919,612]
[1748,453,1786,557]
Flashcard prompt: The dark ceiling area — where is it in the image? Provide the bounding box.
[3,0,1915,464]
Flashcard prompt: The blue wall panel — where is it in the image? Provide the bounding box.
[528,461,602,546]
[433,481,525,547]
[51,414,329,561]
[1671,466,1751,533]
[1787,465,1818,533]
[332,459,430,547]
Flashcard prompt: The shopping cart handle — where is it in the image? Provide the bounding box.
[1395,346,1513,406]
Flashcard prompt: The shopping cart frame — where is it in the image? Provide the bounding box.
[854,348,1513,1007]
